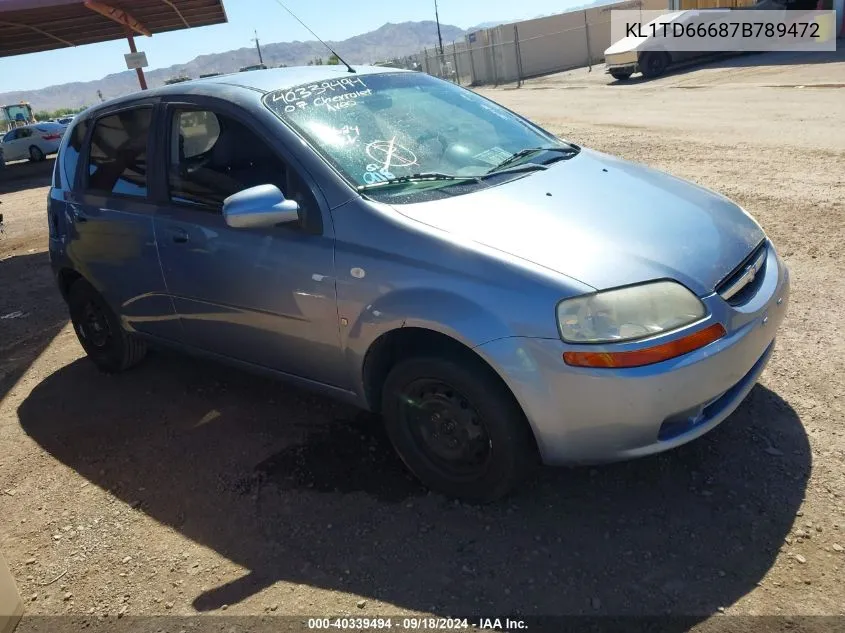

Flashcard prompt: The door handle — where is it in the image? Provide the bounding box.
[168,227,189,244]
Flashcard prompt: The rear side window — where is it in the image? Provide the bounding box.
[87,108,152,198]
[62,120,89,190]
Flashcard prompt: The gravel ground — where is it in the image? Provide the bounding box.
[1,50,844,630]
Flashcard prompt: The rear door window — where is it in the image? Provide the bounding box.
[86,107,152,198]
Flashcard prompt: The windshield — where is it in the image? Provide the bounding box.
[262,72,574,200]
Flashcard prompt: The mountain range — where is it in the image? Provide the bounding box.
[0,20,465,113]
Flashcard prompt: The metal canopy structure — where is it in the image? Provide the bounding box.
[0,0,228,90]
[0,0,228,56]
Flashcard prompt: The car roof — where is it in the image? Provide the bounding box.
[195,64,406,91]
[6,122,60,130]
[80,65,409,118]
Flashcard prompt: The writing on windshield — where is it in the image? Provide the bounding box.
[263,72,566,195]
[269,77,373,114]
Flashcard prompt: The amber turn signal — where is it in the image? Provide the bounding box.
[563,323,727,369]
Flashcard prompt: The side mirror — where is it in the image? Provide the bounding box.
[223,184,300,229]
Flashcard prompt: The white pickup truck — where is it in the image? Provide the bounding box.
[603,0,804,80]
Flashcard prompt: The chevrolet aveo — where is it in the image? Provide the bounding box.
[48,66,789,501]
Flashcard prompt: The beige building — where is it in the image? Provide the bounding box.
[421,0,668,86]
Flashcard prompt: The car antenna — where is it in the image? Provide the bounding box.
[271,0,356,73]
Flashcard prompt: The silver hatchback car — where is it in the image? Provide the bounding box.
[48,66,789,501]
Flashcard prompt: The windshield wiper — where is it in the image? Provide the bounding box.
[479,162,549,180]
[487,146,579,174]
[357,172,480,192]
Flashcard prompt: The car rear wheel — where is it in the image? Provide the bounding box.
[29,145,45,162]
[381,355,538,502]
[640,51,670,79]
[610,70,632,81]
[68,279,147,373]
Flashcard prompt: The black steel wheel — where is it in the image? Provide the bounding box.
[640,51,670,79]
[403,378,493,479]
[382,355,538,502]
[79,296,112,349]
[68,279,147,373]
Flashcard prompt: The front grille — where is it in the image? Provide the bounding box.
[716,240,767,306]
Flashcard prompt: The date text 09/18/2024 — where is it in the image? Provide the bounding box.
[307,617,528,630]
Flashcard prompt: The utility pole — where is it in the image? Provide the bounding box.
[252,30,264,65]
[434,0,444,55]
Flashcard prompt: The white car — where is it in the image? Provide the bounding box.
[0,123,65,162]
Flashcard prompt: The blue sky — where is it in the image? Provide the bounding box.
[0,0,577,93]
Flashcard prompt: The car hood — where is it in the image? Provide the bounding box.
[390,149,765,295]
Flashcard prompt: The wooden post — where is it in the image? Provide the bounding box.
[491,30,499,86]
[126,28,147,90]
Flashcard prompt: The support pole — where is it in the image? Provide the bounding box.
[583,11,593,72]
[126,28,147,90]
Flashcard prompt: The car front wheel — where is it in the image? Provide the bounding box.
[381,355,538,502]
[610,70,632,81]
[640,51,670,79]
[68,279,147,373]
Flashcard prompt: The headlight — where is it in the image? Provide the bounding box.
[557,281,706,344]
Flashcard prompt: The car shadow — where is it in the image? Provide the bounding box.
[17,352,809,619]
[0,158,55,195]
[0,250,68,402]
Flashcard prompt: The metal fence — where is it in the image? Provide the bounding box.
[400,0,667,87]
[417,18,615,87]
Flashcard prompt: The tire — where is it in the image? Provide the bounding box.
[29,145,45,162]
[381,355,538,502]
[639,51,670,79]
[610,70,632,81]
[68,279,147,373]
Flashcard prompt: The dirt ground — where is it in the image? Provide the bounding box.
[1,49,844,630]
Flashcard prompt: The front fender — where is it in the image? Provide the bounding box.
[343,288,512,397]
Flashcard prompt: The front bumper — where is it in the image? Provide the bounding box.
[606,62,639,76]
[605,50,639,75]
[477,243,790,465]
